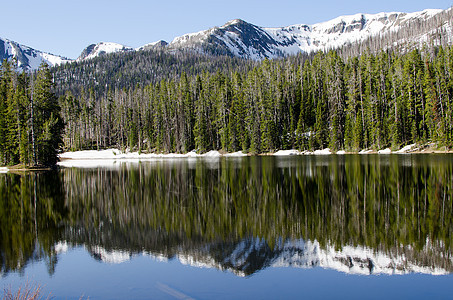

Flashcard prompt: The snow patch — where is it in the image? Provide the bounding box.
[78,42,133,61]
[359,149,373,154]
[336,150,346,155]
[224,151,247,157]
[273,150,300,156]
[396,144,416,153]
[378,148,392,154]
[59,149,121,159]
[54,241,69,254]
[166,9,446,60]
[202,150,221,158]
[58,149,248,168]
[90,246,132,264]
[0,167,8,173]
[314,148,331,155]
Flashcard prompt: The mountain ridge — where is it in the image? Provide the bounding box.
[1,7,451,71]
[78,238,452,277]
[0,36,71,71]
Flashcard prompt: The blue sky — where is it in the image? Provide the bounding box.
[1,0,452,59]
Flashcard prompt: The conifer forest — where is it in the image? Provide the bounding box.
[1,45,453,165]
[57,47,453,155]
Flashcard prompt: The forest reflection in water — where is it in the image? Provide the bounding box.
[1,155,453,277]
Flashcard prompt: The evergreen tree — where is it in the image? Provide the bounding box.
[32,63,64,166]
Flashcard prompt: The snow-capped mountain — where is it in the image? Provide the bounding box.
[166,9,447,59]
[1,7,451,70]
[77,42,134,61]
[83,237,452,276]
[0,37,71,71]
[136,40,169,51]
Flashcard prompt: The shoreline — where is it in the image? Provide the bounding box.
[1,144,451,172]
[55,147,453,169]
[58,144,452,161]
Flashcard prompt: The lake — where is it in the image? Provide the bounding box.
[1,154,453,299]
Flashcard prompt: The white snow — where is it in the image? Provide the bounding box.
[0,167,8,173]
[59,149,122,159]
[90,246,132,264]
[313,148,331,155]
[186,150,199,158]
[202,150,221,158]
[155,238,450,276]
[59,149,228,161]
[1,8,447,71]
[57,149,248,168]
[359,149,373,154]
[273,150,300,156]
[54,241,69,254]
[396,144,416,153]
[136,40,167,51]
[60,236,450,276]
[378,148,392,154]
[78,42,133,61]
[0,37,72,71]
[165,8,446,60]
[336,150,346,155]
[224,151,248,157]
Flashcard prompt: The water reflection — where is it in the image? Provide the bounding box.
[1,155,453,277]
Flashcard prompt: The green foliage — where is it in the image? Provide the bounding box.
[56,46,453,153]
[0,62,63,167]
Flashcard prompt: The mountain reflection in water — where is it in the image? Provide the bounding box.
[1,155,452,277]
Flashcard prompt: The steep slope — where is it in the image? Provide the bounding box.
[167,9,448,59]
[0,37,71,71]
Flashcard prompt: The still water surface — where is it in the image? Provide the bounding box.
[1,155,453,299]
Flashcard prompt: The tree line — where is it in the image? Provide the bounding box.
[59,46,453,153]
[0,61,63,166]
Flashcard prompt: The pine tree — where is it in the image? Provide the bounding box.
[32,63,64,166]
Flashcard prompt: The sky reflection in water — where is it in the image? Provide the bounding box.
[1,155,453,299]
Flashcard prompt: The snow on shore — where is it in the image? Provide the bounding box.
[273,148,332,156]
[224,151,248,157]
[313,148,331,155]
[59,149,214,160]
[378,148,392,154]
[0,167,8,173]
[57,143,430,168]
[396,143,416,153]
[359,149,373,154]
[273,150,300,156]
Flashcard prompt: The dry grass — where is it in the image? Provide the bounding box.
[2,282,49,300]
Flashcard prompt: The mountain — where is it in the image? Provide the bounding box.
[166,9,449,59]
[0,37,71,71]
[81,238,452,276]
[1,7,452,71]
[76,8,451,60]
[76,42,134,61]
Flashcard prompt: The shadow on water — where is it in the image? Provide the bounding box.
[1,154,453,276]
